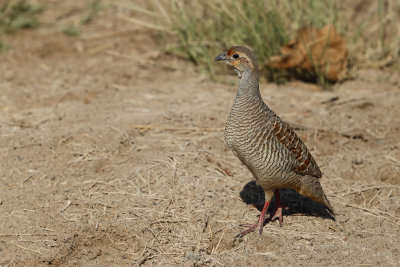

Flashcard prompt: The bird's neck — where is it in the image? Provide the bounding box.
[237,69,261,99]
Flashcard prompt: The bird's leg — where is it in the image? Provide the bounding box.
[271,189,283,225]
[236,200,271,238]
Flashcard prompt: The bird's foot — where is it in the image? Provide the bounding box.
[271,189,283,226]
[235,200,271,239]
[235,221,264,239]
[271,207,283,226]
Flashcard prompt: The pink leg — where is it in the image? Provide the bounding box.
[236,200,271,238]
[271,189,283,225]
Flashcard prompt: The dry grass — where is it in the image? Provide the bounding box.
[0,1,400,266]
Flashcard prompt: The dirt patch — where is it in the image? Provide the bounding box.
[0,1,399,266]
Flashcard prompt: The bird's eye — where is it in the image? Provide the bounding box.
[232,54,239,59]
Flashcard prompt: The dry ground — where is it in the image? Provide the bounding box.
[1,1,400,266]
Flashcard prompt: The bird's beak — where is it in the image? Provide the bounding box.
[214,52,227,62]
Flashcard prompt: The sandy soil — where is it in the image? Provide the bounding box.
[1,2,400,266]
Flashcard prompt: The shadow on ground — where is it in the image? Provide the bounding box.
[240,181,334,222]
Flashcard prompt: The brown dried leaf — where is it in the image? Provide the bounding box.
[267,25,347,81]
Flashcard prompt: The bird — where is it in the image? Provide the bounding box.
[215,46,334,238]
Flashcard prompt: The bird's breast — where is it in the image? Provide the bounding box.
[224,103,271,161]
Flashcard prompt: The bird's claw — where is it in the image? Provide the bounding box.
[271,207,283,226]
[235,223,262,239]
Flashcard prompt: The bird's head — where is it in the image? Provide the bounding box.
[214,46,258,78]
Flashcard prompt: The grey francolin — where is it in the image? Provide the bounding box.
[215,46,334,238]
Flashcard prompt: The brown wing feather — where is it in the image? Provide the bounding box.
[272,118,322,178]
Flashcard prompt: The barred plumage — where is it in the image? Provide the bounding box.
[215,46,334,238]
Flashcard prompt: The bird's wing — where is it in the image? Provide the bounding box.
[271,116,322,178]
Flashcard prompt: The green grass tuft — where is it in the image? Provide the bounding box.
[61,0,104,37]
[80,0,102,25]
[135,0,399,85]
[143,0,340,83]
[0,0,42,34]
[0,0,42,53]
[62,24,80,37]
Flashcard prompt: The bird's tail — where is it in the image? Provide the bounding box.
[300,175,335,216]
